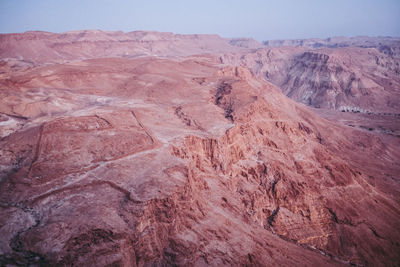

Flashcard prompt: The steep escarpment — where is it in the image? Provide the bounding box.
[0,32,399,266]
[281,49,400,112]
[177,72,400,265]
[220,46,400,114]
[263,36,400,58]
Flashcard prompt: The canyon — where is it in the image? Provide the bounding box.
[0,31,399,266]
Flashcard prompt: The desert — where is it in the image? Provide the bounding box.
[0,29,399,266]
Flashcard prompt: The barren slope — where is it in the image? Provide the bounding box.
[220,45,400,114]
[0,31,399,266]
[0,54,399,266]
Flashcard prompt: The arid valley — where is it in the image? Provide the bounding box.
[0,30,399,266]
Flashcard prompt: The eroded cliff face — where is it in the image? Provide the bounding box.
[263,36,400,58]
[0,54,399,267]
[220,45,400,115]
[177,68,400,265]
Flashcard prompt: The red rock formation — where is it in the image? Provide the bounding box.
[0,31,399,266]
[220,45,400,114]
[263,36,400,58]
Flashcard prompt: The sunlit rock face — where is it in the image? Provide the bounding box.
[0,31,399,266]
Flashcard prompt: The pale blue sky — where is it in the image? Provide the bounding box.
[0,0,399,41]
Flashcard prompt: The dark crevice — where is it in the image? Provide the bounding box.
[267,206,280,226]
[215,82,232,105]
[271,179,279,195]
[174,106,204,130]
[94,114,113,127]
[328,208,339,223]
[27,124,44,177]
[316,132,323,144]
[327,208,386,240]
[215,81,235,122]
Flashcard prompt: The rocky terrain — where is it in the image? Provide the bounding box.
[0,30,245,64]
[221,44,400,114]
[0,31,399,266]
[263,36,400,57]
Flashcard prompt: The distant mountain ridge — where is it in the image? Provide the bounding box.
[0,30,259,64]
[263,36,400,57]
[1,31,399,115]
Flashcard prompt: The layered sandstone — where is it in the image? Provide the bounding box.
[220,45,400,114]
